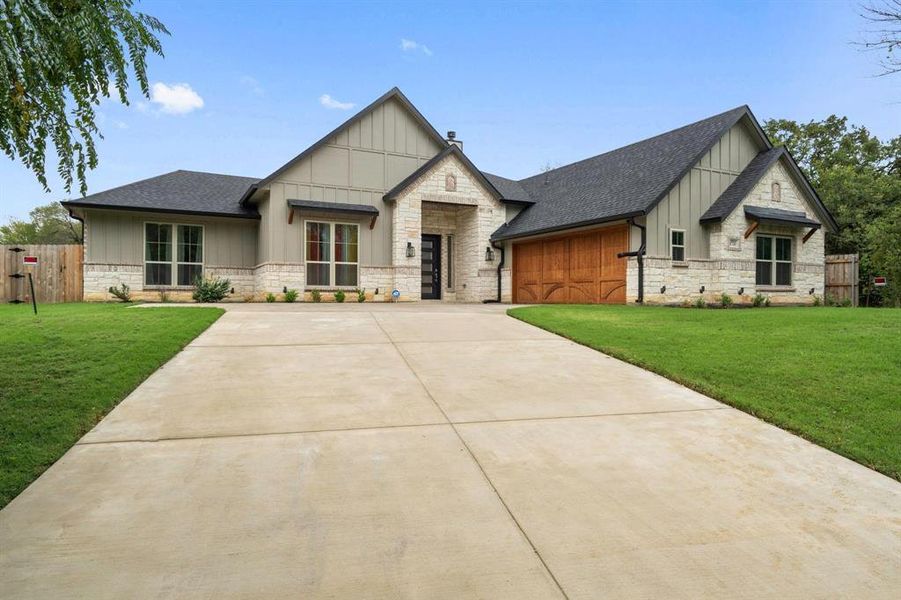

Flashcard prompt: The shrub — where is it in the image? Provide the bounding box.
[311,289,322,303]
[752,293,766,307]
[265,292,276,303]
[356,288,366,303]
[192,276,231,303]
[841,297,852,307]
[284,289,299,303]
[157,290,170,303]
[334,290,346,303]
[720,292,733,308]
[764,296,771,308]
[812,294,822,307]
[108,283,131,302]
[694,297,706,309]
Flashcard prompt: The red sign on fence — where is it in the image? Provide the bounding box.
[874,276,887,287]
[22,255,38,265]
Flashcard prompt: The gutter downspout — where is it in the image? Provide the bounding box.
[617,218,646,304]
[482,240,506,303]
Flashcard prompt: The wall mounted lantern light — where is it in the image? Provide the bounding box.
[406,242,415,258]
[738,287,745,295]
[809,288,815,295]
[485,246,495,262]
[699,285,705,293]
[660,285,666,294]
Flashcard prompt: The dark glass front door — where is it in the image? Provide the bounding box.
[421,234,441,299]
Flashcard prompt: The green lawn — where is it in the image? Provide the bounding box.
[509,305,901,480]
[0,303,223,508]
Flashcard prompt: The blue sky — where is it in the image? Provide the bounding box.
[1,0,898,220]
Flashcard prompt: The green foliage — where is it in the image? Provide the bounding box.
[283,289,298,303]
[356,288,366,303]
[334,290,346,303]
[764,296,771,308]
[509,305,901,480]
[265,292,276,303]
[0,1,169,195]
[720,293,733,308]
[752,293,766,307]
[763,115,901,306]
[310,289,321,303]
[192,277,230,303]
[694,297,706,309]
[813,295,822,307]
[107,282,131,302]
[0,303,222,507]
[0,202,82,244]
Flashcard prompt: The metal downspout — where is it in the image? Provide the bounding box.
[482,240,506,303]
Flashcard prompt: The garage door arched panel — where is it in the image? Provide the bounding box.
[512,225,628,304]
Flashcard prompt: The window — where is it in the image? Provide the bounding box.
[305,221,359,287]
[670,229,685,262]
[446,235,454,289]
[145,223,203,286]
[756,235,792,286]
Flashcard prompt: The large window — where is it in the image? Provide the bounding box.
[670,229,685,262]
[756,235,792,286]
[145,223,203,287]
[305,221,359,287]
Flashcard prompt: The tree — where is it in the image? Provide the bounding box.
[0,202,82,244]
[860,0,901,76]
[764,116,901,306]
[0,0,168,195]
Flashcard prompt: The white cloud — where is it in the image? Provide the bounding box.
[240,75,264,96]
[113,120,128,130]
[319,94,355,110]
[400,38,432,56]
[150,82,204,115]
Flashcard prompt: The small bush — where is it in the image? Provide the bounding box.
[192,276,231,303]
[720,292,733,308]
[158,290,170,303]
[265,292,276,303]
[694,297,706,309]
[356,288,366,303]
[108,283,131,302]
[812,294,821,307]
[334,290,346,303]
[752,293,766,307]
[764,296,771,307]
[284,289,299,303]
[311,289,322,303]
[841,297,852,307]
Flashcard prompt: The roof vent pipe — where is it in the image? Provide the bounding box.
[446,131,462,150]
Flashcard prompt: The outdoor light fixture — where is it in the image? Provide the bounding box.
[738,287,744,295]
[485,246,495,262]
[660,285,666,294]
[283,286,288,293]
[406,242,415,258]
[699,285,705,293]
[809,288,815,295]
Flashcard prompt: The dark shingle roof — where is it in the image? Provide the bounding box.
[491,105,756,240]
[700,147,784,223]
[62,170,260,218]
[481,173,533,203]
[743,205,821,228]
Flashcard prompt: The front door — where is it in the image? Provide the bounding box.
[421,234,441,300]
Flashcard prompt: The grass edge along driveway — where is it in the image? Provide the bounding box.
[0,303,223,508]
[509,305,901,481]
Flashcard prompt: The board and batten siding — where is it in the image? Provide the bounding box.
[645,120,763,259]
[258,96,445,266]
[84,209,257,269]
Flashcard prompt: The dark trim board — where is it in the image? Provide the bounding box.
[60,201,261,220]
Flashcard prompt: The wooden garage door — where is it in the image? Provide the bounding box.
[513,226,628,304]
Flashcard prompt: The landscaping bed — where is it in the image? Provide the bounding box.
[0,303,223,508]
[509,305,901,480]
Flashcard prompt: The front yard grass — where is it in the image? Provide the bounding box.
[509,305,901,480]
[0,303,223,508]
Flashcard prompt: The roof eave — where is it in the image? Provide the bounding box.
[490,210,645,242]
[59,201,261,220]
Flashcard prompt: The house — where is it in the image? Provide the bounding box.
[62,87,837,305]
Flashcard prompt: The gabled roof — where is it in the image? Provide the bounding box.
[382,144,506,202]
[701,147,838,232]
[242,87,448,204]
[61,170,261,219]
[491,105,766,241]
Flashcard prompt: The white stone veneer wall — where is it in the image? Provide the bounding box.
[84,263,255,301]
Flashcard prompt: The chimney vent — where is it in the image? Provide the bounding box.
[446,131,462,150]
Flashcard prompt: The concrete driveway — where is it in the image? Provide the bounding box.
[2,304,899,599]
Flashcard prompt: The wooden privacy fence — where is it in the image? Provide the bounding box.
[825,254,859,307]
[2,245,84,304]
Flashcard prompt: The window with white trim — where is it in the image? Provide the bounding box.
[305,221,359,287]
[756,235,792,286]
[670,229,685,262]
[145,223,203,287]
